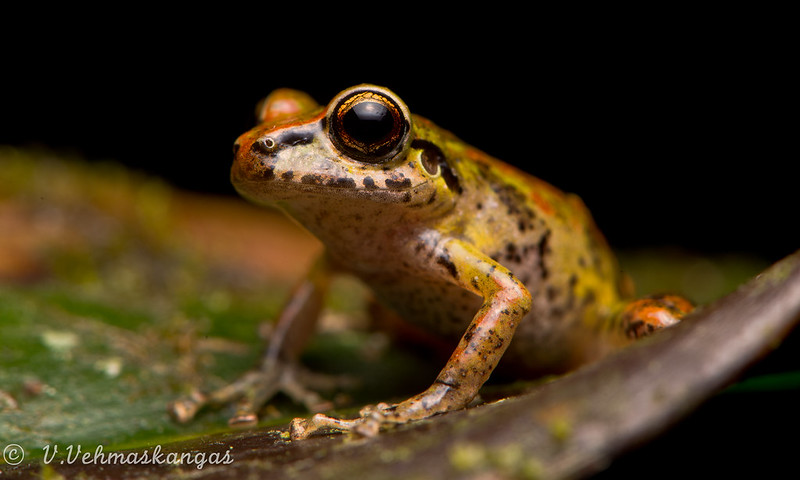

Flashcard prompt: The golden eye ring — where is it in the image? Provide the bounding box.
[327,85,411,164]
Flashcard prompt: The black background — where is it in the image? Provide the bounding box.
[2,28,795,263]
[2,16,797,477]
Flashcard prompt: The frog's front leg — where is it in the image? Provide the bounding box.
[170,254,336,426]
[290,238,531,439]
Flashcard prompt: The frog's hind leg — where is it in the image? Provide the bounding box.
[169,254,346,426]
[614,293,694,340]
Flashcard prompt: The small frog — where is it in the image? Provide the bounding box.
[170,84,693,439]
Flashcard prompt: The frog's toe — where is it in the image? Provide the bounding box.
[618,293,694,339]
[290,413,359,440]
[289,402,395,440]
[168,390,208,423]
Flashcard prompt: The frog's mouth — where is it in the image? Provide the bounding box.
[231,166,431,208]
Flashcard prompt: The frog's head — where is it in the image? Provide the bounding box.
[231,84,460,218]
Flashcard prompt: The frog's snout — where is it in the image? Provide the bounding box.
[230,131,276,186]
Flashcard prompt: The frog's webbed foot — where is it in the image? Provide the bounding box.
[169,360,353,427]
[617,293,694,339]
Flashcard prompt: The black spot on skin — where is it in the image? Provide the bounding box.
[363,177,377,189]
[478,161,538,227]
[471,277,480,291]
[537,230,551,279]
[301,174,323,185]
[436,253,458,279]
[263,166,275,180]
[402,191,412,202]
[486,264,497,278]
[464,330,474,343]
[385,177,412,189]
[426,191,437,205]
[476,202,483,210]
[491,181,535,220]
[281,170,294,180]
[326,177,357,189]
[518,220,533,232]
[505,243,522,263]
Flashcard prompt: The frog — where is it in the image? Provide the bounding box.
[169,84,693,439]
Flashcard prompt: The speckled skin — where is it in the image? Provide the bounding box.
[220,85,691,438]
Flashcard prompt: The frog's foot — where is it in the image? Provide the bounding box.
[169,361,353,427]
[289,403,394,440]
[290,382,465,440]
[618,293,694,339]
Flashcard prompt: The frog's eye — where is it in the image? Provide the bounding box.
[328,87,410,164]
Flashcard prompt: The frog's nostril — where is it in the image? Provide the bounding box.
[252,137,277,155]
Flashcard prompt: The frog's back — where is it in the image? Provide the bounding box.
[470,155,625,372]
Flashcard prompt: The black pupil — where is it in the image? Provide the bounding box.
[342,101,394,145]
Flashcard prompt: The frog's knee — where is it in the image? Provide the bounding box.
[496,274,532,314]
[617,294,693,339]
[511,282,532,314]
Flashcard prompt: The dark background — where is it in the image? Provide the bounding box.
[2,18,796,477]
[2,29,794,263]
